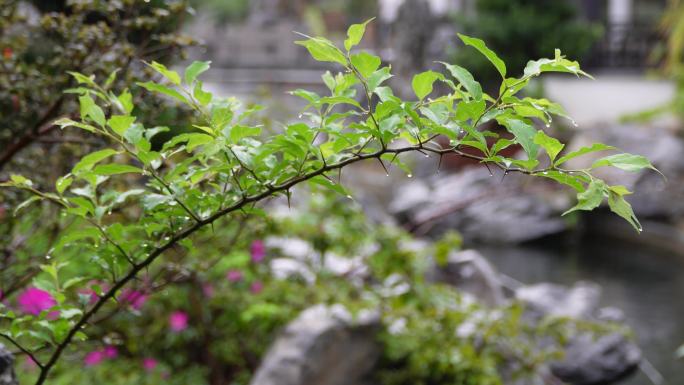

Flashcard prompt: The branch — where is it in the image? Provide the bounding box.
[0,333,44,369]
[32,142,532,384]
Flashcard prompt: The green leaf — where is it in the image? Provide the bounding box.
[92,164,143,176]
[147,61,181,85]
[523,49,592,79]
[184,61,211,85]
[537,170,585,192]
[14,196,42,215]
[309,175,351,197]
[73,149,120,174]
[412,71,443,100]
[351,51,381,78]
[295,36,346,65]
[563,179,606,215]
[164,133,215,152]
[439,62,483,100]
[78,95,106,126]
[458,34,506,77]
[592,153,660,174]
[230,125,262,143]
[193,81,213,106]
[344,18,374,51]
[67,71,96,87]
[367,67,393,93]
[608,191,642,232]
[555,143,616,166]
[117,89,134,114]
[137,81,188,104]
[497,117,538,160]
[108,115,136,137]
[533,131,564,163]
[54,118,97,133]
[55,176,73,194]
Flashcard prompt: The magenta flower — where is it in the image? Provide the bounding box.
[250,240,266,263]
[250,281,264,294]
[169,311,189,332]
[24,356,38,370]
[226,269,243,283]
[143,357,158,372]
[120,289,147,310]
[104,345,118,359]
[84,350,105,367]
[18,287,56,315]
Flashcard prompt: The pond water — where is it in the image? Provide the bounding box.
[477,236,684,385]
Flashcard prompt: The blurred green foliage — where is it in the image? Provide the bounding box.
[454,0,603,86]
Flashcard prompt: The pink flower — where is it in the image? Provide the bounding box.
[250,281,264,294]
[169,311,189,332]
[84,350,105,366]
[24,356,38,370]
[226,269,243,282]
[120,289,147,310]
[18,287,56,315]
[143,357,158,372]
[250,240,266,263]
[104,345,118,359]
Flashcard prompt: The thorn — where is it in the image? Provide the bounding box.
[337,168,342,184]
[500,169,509,182]
[484,163,493,177]
[377,158,389,176]
[286,190,291,209]
[437,154,444,174]
[389,152,399,166]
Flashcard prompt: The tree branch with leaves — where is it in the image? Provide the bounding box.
[0,19,658,384]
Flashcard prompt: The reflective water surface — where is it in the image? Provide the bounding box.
[478,236,684,385]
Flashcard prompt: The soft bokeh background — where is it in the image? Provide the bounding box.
[1,1,683,384]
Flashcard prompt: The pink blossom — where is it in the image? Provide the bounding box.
[250,281,264,294]
[18,287,56,315]
[84,350,105,366]
[169,311,189,332]
[250,240,266,263]
[24,356,38,370]
[120,289,147,310]
[226,269,243,283]
[143,357,158,372]
[104,345,118,359]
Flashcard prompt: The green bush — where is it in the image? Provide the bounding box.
[454,0,603,86]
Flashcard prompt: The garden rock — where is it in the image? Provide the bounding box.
[250,304,381,385]
[550,333,641,385]
[389,169,569,243]
[427,249,506,306]
[515,281,601,320]
[0,344,17,385]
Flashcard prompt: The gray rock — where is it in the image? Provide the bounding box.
[250,304,381,385]
[390,169,570,244]
[428,249,506,306]
[515,282,601,319]
[0,344,17,385]
[550,333,641,385]
[565,123,684,220]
